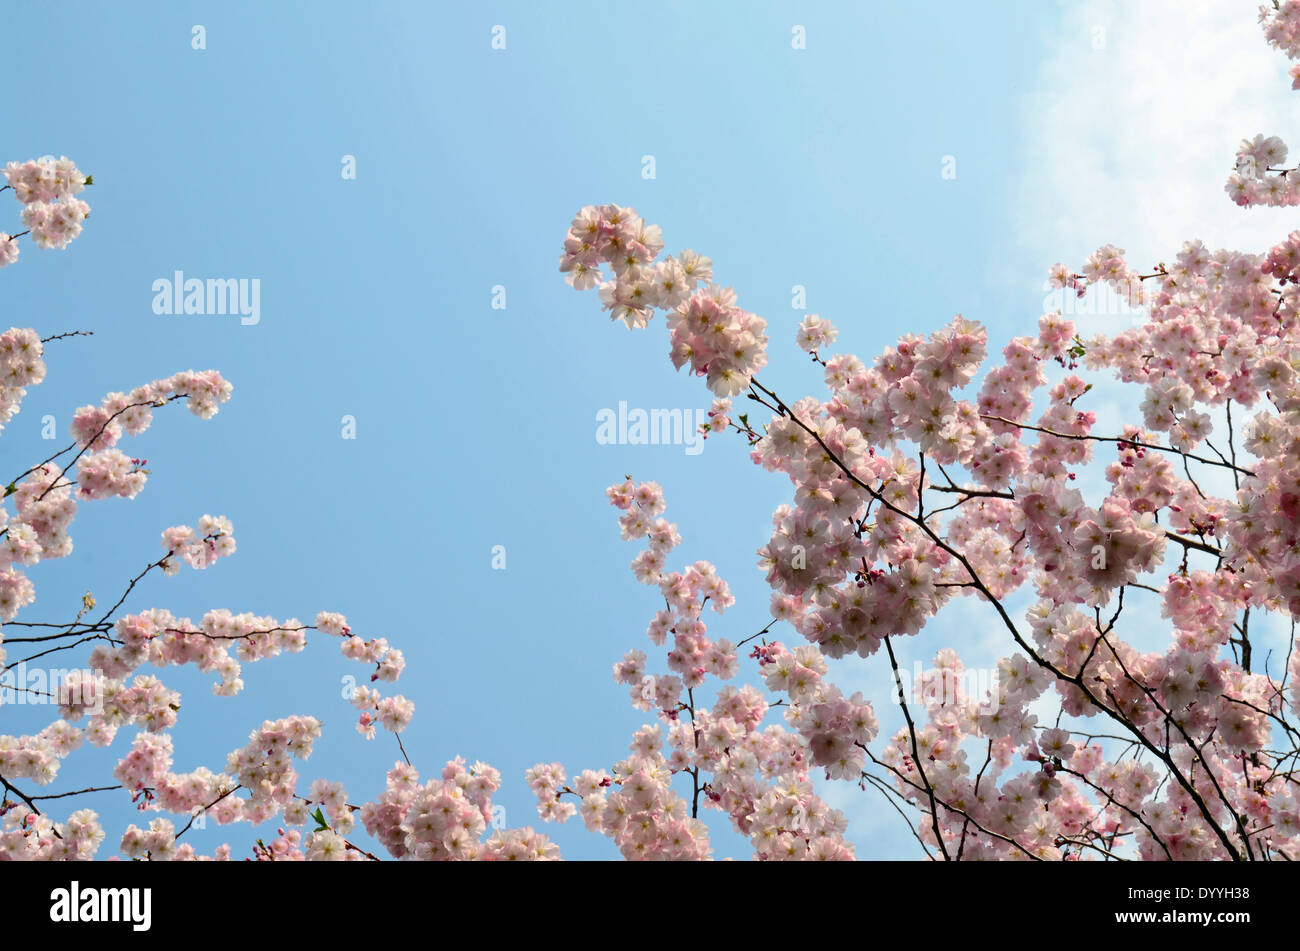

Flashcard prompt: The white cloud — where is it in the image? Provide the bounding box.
[1017,0,1300,278]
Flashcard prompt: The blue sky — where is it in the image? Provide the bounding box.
[2,0,1296,860]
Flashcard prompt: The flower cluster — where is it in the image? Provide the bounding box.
[159,515,237,573]
[525,480,856,860]
[0,363,233,632]
[347,686,414,738]
[0,327,44,431]
[560,203,769,396]
[70,368,234,453]
[357,758,557,860]
[0,366,247,808]
[0,806,104,860]
[795,314,838,353]
[1225,4,1300,205]
[21,198,90,251]
[3,157,87,205]
[0,156,90,264]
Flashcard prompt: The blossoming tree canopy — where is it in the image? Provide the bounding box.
[6,2,1300,865]
[1,157,560,861]
[543,3,1300,861]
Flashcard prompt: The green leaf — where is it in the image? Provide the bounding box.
[3,483,15,498]
[311,807,329,831]
[84,175,93,185]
